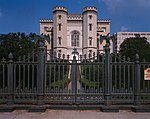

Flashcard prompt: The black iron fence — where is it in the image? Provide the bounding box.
[0,44,150,106]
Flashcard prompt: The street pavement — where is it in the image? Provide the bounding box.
[0,110,150,119]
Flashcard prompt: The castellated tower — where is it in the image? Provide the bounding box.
[83,7,97,56]
[53,6,68,56]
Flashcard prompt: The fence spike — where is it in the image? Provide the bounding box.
[84,54,87,60]
[8,52,13,60]
[53,51,56,58]
[135,53,139,62]
[63,54,65,59]
[58,53,61,59]
[23,55,26,62]
[123,56,126,62]
[88,53,91,58]
[2,57,6,62]
[18,56,21,62]
[127,57,130,62]
[93,52,95,57]
[67,54,70,60]
[80,55,82,61]
[119,54,121,62]
[143,58,146,62]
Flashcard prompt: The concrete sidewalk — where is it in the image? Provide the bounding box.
[0,110,150,119]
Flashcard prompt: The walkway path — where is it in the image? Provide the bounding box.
[67,65,81,90]
[0,110,150,119]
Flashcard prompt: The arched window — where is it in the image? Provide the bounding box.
[71,31,79,46]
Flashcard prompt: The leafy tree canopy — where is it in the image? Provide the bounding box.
[0,32,38,60]
[119,36,150,62]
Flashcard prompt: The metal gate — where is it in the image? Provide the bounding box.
[44,48,105,104]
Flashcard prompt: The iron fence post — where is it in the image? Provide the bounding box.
[104,43,112,106]
[7,53,14,105]
[37,44,45,105]
[72,55,77,103]
[71,49,77,103]
[134,54,141,105]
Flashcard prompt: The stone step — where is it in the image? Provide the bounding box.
[0,106,15,112]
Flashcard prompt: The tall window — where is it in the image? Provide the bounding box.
[71,31,79,46]
[58,15,61,19]
[58,37,61,45]
[89,37,92,46]
[89,15,92,19]
[58,23,61,31]
[89,24,92,31]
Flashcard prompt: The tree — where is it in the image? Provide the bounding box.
[0,32,38,60]
[119,36,150,62]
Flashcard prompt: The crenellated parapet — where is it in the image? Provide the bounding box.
[83,6,97,13]
[97,19,111,23]
[53,6,68,13]
[68,14,83,20]
[40,19,53,23]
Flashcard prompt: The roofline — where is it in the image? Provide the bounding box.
[40,19,111,23]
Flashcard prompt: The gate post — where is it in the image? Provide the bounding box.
[104,43,112,106]
[134,54,141,105]
[72,56,77,92]
[37,42,45,105]
[71,48,78,103]
[7,53,14,105]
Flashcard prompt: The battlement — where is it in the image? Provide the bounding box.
[53,6,68,13]
[97,19,111,23]
[40,19,111,23]
[40,19,53,23]
[68,14,83,20]
[83,6,97,13]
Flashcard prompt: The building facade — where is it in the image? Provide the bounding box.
[40,6,110,59]
[116,32,150,52]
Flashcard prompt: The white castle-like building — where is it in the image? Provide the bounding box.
[40,6,111,59]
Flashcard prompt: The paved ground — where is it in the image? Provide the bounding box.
[0,110,150,119]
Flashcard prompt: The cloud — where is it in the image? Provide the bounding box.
[99,0,150,14]
[121,26,128,32]
[101,0,129,14]
[98,0,123,13]
[137,0,150,7]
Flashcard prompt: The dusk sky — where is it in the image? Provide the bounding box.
[0,0,150,35]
